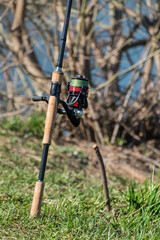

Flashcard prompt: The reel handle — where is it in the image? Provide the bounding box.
[32,96,48,104]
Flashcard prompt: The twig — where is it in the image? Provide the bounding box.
[0,0,14,22]
[97,48,160,91]
[128,204,148,217]
[121,123,160,168]
[0,106,30,119]
[111,43,151,144]
[93,144,111,212]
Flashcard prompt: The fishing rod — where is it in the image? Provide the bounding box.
[30,0,89,218]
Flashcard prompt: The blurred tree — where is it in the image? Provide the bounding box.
[0,0,160,144]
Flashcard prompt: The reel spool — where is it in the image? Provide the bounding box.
[66,75,89,109]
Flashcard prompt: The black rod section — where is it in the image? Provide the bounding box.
[38,144,49,181]
[57,0,73,68]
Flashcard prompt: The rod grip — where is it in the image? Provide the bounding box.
[42,95,58,144]
[30,181,44,218]
[43,72,63,144]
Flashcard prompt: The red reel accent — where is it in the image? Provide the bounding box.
[69,86,82,92]
[68,85,89,108]
[69,87,81,108]
[73,102,78,107]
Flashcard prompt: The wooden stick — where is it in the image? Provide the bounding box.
[93,144,111,212]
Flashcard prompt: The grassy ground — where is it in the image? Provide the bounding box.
[0,115,160,239]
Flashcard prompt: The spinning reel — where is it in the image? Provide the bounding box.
[32,74,89,127]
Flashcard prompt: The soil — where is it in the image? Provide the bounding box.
[0,132,159,183]
[59,137,160,183]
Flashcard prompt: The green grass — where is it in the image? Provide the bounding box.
[1,112,45,138]
[0,115,160,239]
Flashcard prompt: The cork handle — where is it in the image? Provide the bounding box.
[30,181,44,218]
[43,72,63,144]
[42,96,58,144]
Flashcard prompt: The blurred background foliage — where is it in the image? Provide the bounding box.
[0,0,160,145]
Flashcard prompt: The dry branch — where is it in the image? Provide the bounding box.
[93,144,111,212]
